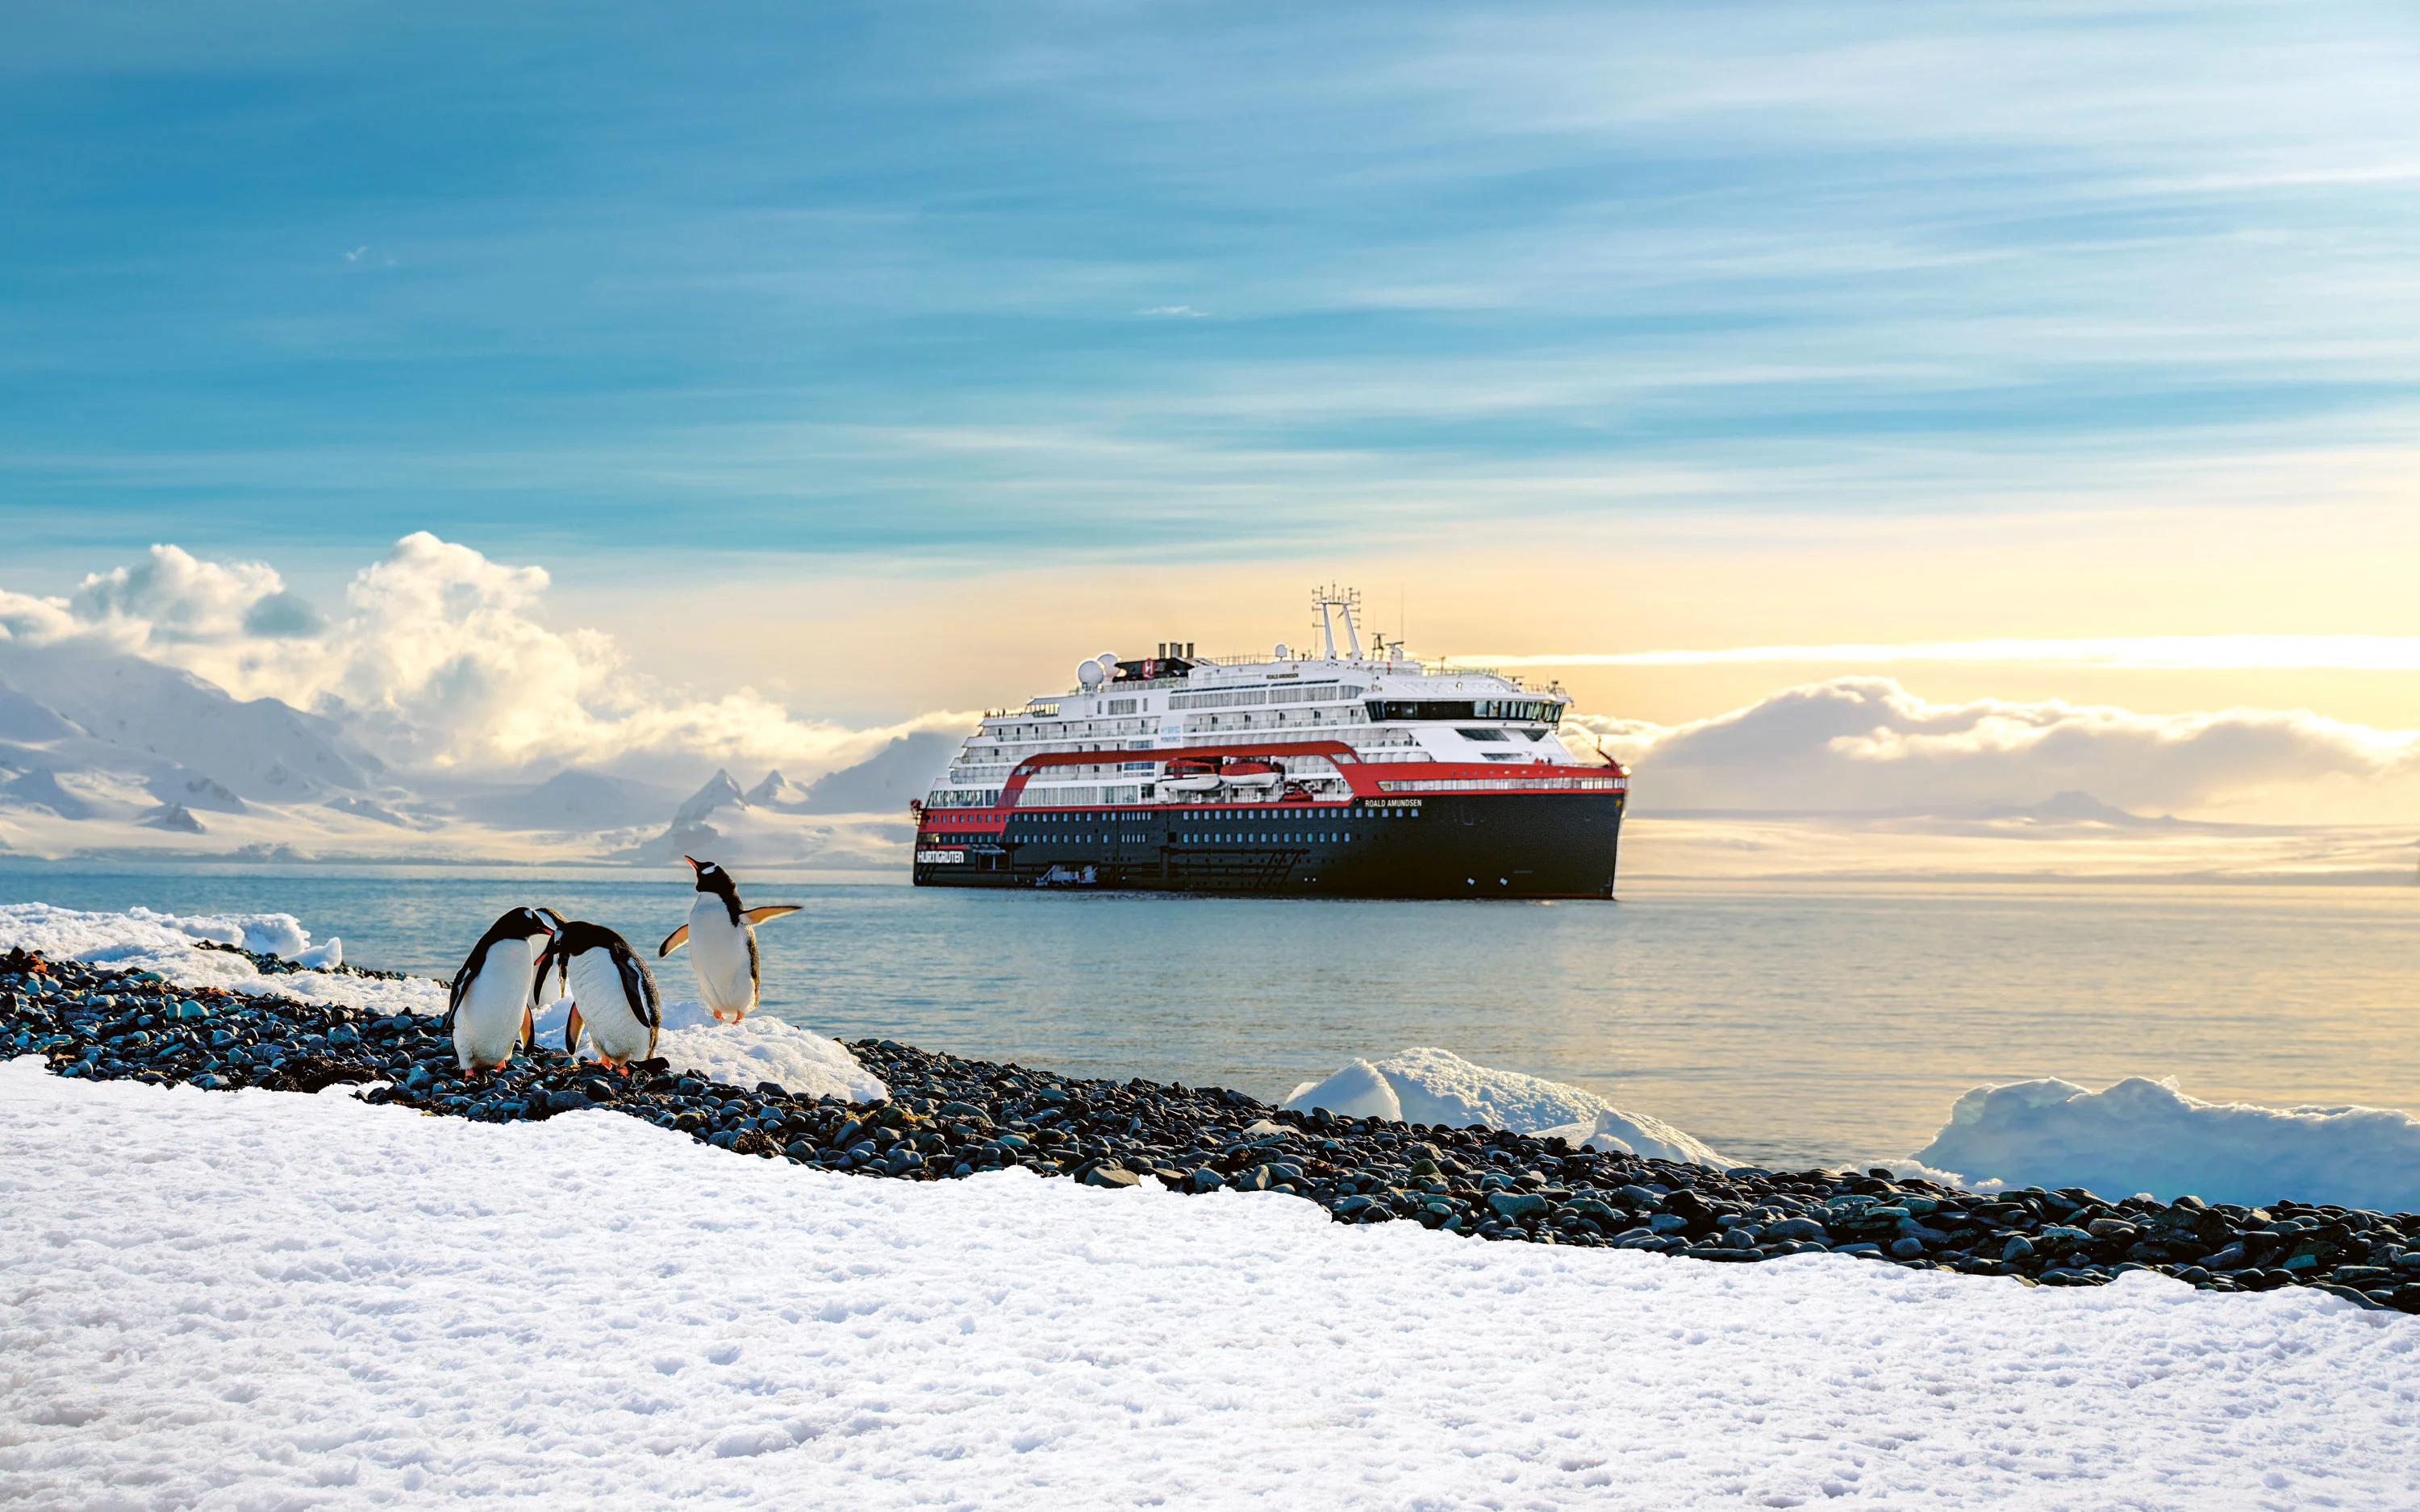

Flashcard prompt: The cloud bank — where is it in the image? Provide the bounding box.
[0,535,972,782]
[1579,677,2420,822]
[1470,638,2420,672]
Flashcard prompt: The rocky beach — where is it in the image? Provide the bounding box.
[10,940,2418,1314]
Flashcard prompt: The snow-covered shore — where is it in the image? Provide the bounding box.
[0,901,882,1102]
[6,1061,2416,1510]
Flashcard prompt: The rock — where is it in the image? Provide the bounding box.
[1890,1236,1928,1260]
[2309,1282,2385,1309]
[1082,1168,1143,1189]
[1765,1217,1828,1243]
[1486,1191,1548,1223]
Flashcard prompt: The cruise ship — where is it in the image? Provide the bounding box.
[911,589,1629,898]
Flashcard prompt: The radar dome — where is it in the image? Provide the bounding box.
[1077,660,1107,688]
[1275,642,1290,660]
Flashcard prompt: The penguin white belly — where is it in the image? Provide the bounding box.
[686,898,757,1020]
[566,949,653,1063]
[454,938,537,1070]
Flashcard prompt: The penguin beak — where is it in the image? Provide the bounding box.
[683,856,699,871]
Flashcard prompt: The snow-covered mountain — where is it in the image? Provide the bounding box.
[610,766,908,868]
[0,639,373,802]
[0,640,928,869]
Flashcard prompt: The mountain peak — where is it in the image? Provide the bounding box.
[671,768,751,829]
[744,768,814,810]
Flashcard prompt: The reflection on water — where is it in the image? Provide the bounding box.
[5,864,2415,1169]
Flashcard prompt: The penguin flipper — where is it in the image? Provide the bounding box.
[519,1005,533,1052]
[658,924,689,956]
[611,938,662,1030]
[741,905,800,925]
[564,1005,584,1057]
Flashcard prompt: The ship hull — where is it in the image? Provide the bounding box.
[913,790,1625,898]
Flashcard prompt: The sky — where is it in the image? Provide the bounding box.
[6,1,2420,817]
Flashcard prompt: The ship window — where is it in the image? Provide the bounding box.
[1456,728,1510,742]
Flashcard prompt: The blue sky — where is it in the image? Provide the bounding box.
[6,0,2418,577]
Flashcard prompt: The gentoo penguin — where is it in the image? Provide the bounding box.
[443,906,558,1077]
[541,919,661,1073]
[657,856,799,1023]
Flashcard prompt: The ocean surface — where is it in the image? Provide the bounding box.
[5,863,2415,1171]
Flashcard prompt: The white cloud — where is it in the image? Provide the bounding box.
[1464,637,2420,672]
[2,533,974,782]
[71,544,325,644]
[0,589,80,646]
[1578,677,2420,821]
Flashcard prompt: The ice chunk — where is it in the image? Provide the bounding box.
[126,906,310,958]
[1282,1059,1400,1123]
[532,993,885,1103]
[1282,1047,1728,1168]
[288,938,342,970]
[1910,1075,2420,1210]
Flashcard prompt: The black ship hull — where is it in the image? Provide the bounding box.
[912,791,1624,898]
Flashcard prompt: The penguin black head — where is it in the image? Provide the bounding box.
[685,855,738,900]
[686,855,744,927]
[496,906,557,943]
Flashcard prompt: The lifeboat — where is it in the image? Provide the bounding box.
[1220,758,1284,794]
[1160,756,1223,794]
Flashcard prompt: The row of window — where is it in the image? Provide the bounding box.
[1364,699,1563,724]
[1168,681,1362,710]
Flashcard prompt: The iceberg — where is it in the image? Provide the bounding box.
[1283,1047,1729,1168]
[1910,1076,2420,1212]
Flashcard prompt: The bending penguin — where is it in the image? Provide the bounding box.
[658,856,799,1023]
[540,918,662,1073]
[444,906,558,1077]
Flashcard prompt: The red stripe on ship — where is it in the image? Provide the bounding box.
[915,740,1626,839]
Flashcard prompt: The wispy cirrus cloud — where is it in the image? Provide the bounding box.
[6,2,2420,565]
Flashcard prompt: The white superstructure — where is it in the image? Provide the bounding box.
[924,588,1592,812]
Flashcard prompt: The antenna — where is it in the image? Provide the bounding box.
[1311,585,1363,660]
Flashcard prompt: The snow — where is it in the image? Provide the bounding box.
[0,902,445,1018]
[6,1061,2417,1510]
[1284,1047,1729,1168]
[126,904,311,957]
[1912,1076,2420,1213]
[531,995,886,1104]
[1,902,882,1100]
[287,936,343,970]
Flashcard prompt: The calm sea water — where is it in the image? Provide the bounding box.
[5,864,2415,1170]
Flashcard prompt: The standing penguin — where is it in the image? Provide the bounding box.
[444,906,558,1077]
[541,919,662,1073]
[657,856,799,1023]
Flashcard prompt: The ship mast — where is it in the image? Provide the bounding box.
[1312,585,1364,660]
